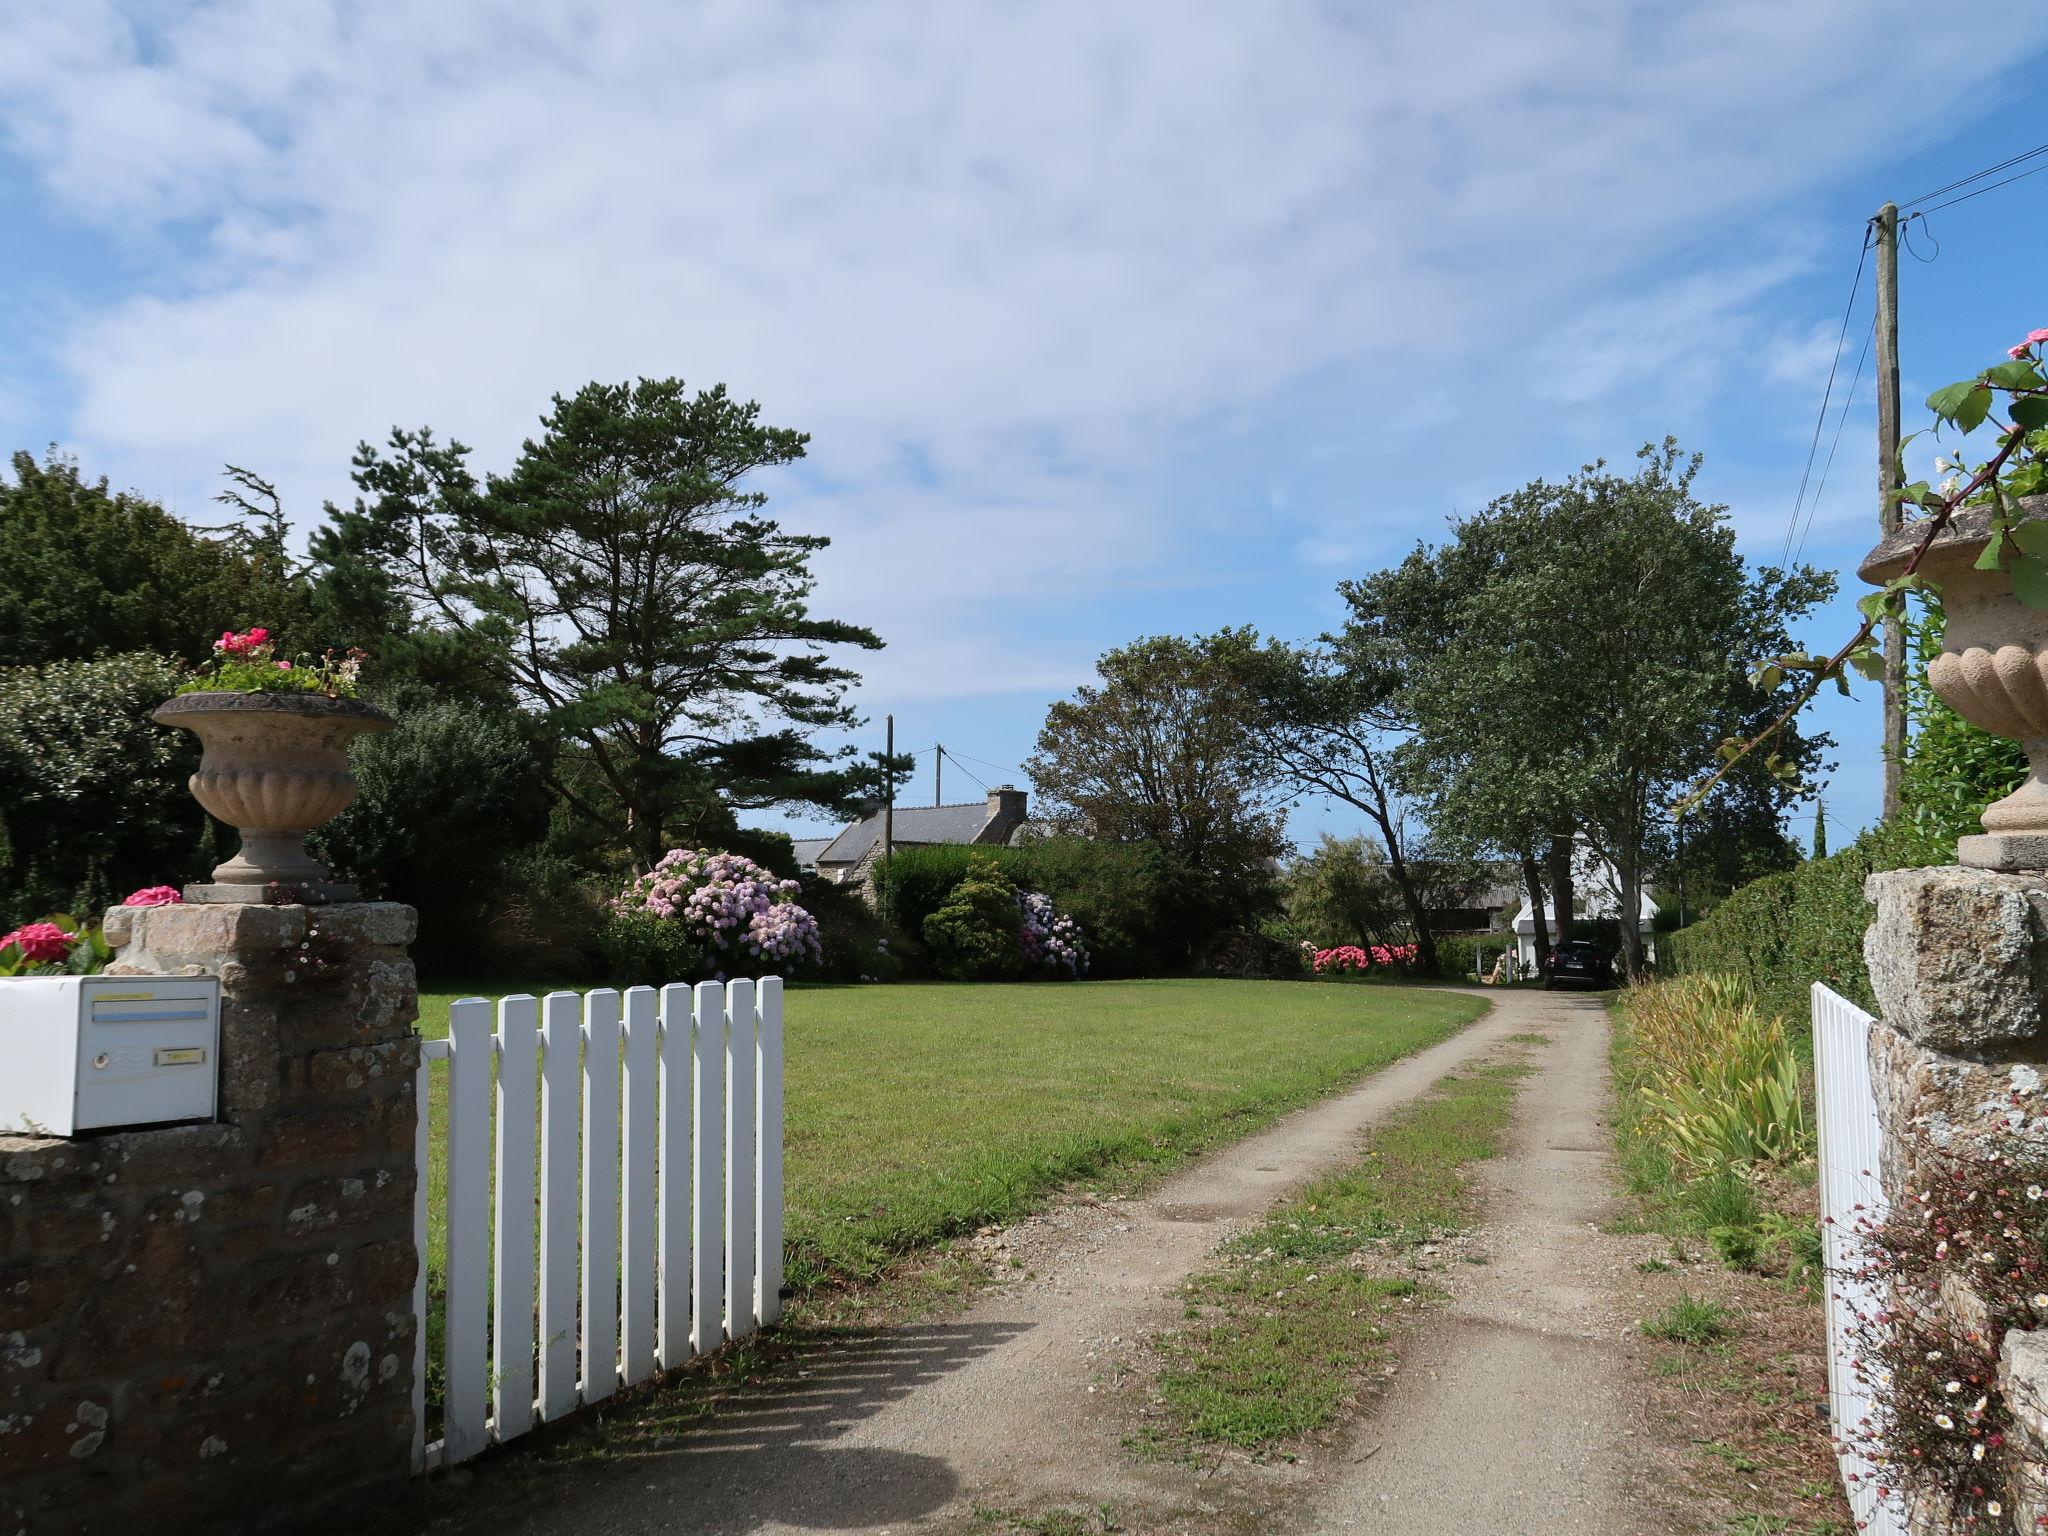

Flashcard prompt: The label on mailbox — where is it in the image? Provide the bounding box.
[153,1047,207,1067]
[95,992,154,1001]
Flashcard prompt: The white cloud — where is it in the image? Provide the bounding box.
[2,0,2045,706]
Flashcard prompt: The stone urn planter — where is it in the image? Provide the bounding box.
[152,692,393,902]
[1862,494,2048,871]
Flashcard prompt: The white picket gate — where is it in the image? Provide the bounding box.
[412,977,785,1470]
[1811,982,1904,1535]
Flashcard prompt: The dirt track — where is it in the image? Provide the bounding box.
[452,987,1681,1535]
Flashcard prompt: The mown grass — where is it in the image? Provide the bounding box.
[413,978,1487,1303]
[1145,1059,1529,1452]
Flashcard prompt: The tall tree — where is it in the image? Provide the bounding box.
[1349,441,1832,977]
[318,379,890,867]
[1026,631,1288,946]
[1226,635,1448,973]
[0,451,307,667]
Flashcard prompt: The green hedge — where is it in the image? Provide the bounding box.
[869,838,1193,978]
[1664,817,1951,1023]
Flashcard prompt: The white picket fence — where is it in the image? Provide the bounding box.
[411,978,785,1470]
[1811,982,1903,1535]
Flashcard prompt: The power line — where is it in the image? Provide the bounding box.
[1909,159,2048,219]
[1791,314,1876,567]
[1899,141,2048,211]
[1779,227,1872,570]
[946,749,1025,780]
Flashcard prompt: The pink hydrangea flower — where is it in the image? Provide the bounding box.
[123,886,184,907]
[0,922,76,962]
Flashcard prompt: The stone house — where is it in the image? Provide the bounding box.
[806,785,1030,889]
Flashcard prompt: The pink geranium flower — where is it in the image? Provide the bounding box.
[0,922,76,962]
[123,886,184,907]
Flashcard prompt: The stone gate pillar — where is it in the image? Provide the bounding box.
[1,900,420,1535]
[1865,867,2048,1532]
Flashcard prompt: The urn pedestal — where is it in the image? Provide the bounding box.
[151,691,393,902]
[1862,497,2048,872]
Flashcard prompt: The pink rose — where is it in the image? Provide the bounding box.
[2029,328,2048,345]
[123,886,184,907]
[2011,343,2032,360]
[0,922,77,963]
[276,660,292,670]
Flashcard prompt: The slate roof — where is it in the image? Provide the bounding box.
[790,838,833,870]
[818,800,997,866]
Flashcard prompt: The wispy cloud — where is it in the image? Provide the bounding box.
[1,0,2044,705]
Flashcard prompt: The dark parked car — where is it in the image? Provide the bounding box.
[1545,939,1614,989]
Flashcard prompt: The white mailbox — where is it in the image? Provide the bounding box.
[0,976,220,1135]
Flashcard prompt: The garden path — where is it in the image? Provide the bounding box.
[448,989,1670,1535]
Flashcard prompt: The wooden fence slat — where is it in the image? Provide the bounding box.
[724,979,758,1341]
[537,992,581,1422]
[581,989,622,1403]
[491,995,540,1443]
[755,976,785,1327]
[620,987,659,1387]
[442,999,494,1464]
[691,980,725,1356]
[656,982,693,1370]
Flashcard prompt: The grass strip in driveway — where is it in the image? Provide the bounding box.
[1140,1058,1530,1456]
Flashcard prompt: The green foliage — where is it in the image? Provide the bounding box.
[1664,817,1950,1022]
[310,699,552,968]
[0,450,309,669]
[1283,833,1409,949]
[334,379,889,865]
[1620,975,1808,1173]
[595,908,709,989]
[1026,630,1287,950]
[1350,439,1834,978]
[922,857,1026,982]
[1640,1294,1733,1345]
[872,837,1184,978]
[0,652,206,925]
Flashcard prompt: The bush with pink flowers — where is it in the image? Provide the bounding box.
[1309,941,1418,977]
[602,848,822,985]
[123,885,184,908]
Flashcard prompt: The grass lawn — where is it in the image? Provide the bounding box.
[413,977,1487,1300]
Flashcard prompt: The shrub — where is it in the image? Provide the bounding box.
[798,873,910,984]
[872,837,1177,977]
[1619,974,1808,1173]
[1665,817,1951,1022]
[597,908,709,988]
[0,651,206,925]
[922,858,1027,981]
[1200,927,1303,979]
[311,698,552,968]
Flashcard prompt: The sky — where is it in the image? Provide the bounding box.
[4,1,2047,853]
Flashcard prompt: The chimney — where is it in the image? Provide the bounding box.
[985,784,1027,838]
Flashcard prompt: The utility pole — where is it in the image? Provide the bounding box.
[934,743,943,806]
[1876,200,1905,819]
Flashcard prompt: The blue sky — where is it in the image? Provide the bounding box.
[4,2,2047,853]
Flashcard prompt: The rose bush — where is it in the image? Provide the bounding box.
[1310,941,1418,975]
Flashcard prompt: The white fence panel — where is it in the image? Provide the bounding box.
[1812,982,1905,1536]
[413,976,784,1472]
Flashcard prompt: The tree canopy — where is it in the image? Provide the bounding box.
[317,378,891,866]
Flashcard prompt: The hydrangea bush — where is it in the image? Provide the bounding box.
[610,848,822,980]
[0,914,113,977]
[1019,890,1089,978]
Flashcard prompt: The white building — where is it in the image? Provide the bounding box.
[1511,840,1658,969]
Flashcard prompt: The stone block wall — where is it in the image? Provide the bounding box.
[0,902,420,1535]
[1865,867,2048,1532]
